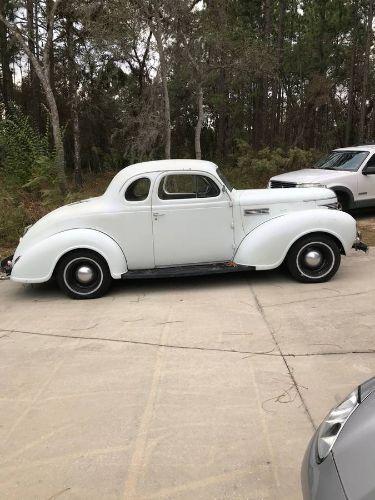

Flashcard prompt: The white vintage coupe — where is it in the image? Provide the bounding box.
[3,159,366,299]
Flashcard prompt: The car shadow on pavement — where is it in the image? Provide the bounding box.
[5,267,289,301]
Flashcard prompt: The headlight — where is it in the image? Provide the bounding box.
[297,183,327,188]
[317,389,358,462]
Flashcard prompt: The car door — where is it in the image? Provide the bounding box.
[152,171,234,266]
[105,174,155,270]
[357,153,375,204]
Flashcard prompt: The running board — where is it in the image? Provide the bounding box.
[121,263,255,280]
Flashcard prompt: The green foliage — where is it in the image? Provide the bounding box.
[224,141,322,189]
[0,187,27,250]
[0,106,52,187]
[23,155,64,206]
[0,107,62,254]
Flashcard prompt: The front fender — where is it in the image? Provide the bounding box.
[11,228,128,283]
[328,186,355,208]
[234,209,357,270]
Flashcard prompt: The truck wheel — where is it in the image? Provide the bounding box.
[286,235,341,283]
[56,250,112,299]
[335,192,349,212]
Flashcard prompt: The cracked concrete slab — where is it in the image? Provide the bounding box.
[0,249,373,499]
[287,353,375,427]
[0,329,311,499]
[250,250,375,355]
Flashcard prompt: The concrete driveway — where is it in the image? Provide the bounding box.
[0,249,374,500]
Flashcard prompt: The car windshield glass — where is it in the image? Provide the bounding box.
[216,168,233,191]
[313,151,369,172]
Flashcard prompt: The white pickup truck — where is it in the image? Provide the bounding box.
[269,145,375,211]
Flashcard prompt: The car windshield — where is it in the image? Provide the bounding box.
[313,151,369,172]
[216,168,233,191]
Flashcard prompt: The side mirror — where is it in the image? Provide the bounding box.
[363,165,375,175]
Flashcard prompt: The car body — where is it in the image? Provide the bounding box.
[269,145,375,210]
[2,159,365,299]
[302,377,375,500]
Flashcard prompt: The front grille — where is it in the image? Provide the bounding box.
[270,180,297,188]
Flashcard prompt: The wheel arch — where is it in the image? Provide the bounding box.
[49,230,128,280]
[11,228,128,284]
[329,186,354,208]
[286,231,346,258]
[233,209,356,270]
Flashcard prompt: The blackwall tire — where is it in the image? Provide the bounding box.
[56,250,112,299]
[336,193,349,212]
[286,235,341,283]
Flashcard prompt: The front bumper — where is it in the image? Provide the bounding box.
[301,433,346,500]
[352,235,368,252]
[0,255,13,275]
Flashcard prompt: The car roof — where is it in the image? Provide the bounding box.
[105,159,219,194]
[334,145,375,152]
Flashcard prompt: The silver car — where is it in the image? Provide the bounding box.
[302,377,375,499]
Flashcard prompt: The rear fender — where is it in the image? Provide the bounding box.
[11,228,127,283]
[234,209,356,270]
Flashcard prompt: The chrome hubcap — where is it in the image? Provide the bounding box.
[304,250,323,269]
[76,265,95,284]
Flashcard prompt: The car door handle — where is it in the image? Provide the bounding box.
[153,212,166,217]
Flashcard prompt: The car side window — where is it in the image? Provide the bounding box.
[125,177,151,201]
[366,154,375,168]
[158,174,220,200]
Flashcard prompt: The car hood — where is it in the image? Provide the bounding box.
[236,187,335,206]
[270,168,356,184]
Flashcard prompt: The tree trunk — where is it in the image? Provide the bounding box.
[26,0,41,129]
[359,0,374,142]
[345,36,357,145]
[195,83,204,160]
[66,14,82,188]
[0,0,67,194]
[261,0,272,145]
[272,0,286,143]
[0,0,12,111]
[46,0,56,92]
[44,82,67,194]
[72,97,82,188]
[216,67,228,158]
[153,22,171,159]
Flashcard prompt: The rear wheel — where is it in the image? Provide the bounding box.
[56,250,112,299]
[286,235,341,283]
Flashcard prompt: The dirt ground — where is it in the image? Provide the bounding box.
[355,207,375,245]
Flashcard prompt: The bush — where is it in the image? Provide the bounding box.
[0,105,53,187]
[224,141,323,189]
[0,107,62,256]
[0,188,27,251]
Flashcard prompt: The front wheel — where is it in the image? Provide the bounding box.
[335,192,349,212]
[286,235,341,283]
[56,250,112,299]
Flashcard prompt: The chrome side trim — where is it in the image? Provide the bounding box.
[244,208,270,215]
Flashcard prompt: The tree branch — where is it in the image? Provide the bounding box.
[43,0,65,72]
[0,11,45,82]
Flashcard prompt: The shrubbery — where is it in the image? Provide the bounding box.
[225,140,323,189]
[0,107,60,254]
